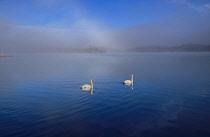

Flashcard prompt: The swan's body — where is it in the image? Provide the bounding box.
[123,80,132,85]
[123,74,134,85]
[81,80,93,90]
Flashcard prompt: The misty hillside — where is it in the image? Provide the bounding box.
[174,44,210,52]
[64,44,210,53]
[4,44,210,53]
[126,44,210,53]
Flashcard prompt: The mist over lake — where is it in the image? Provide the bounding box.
[1,52,210,137]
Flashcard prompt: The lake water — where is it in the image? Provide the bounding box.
[0,52,210,137]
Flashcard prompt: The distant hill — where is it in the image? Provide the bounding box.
[127,44,210,52]
[4,44,210,53]
[173,44,210,52]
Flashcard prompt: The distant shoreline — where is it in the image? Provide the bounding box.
[2,44,210,53]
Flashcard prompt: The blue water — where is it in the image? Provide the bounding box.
[0,52,210,137]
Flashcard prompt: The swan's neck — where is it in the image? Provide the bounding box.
[90,80,93,87]
[131,74,134,82]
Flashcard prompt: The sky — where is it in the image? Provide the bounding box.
[0,0,210,52]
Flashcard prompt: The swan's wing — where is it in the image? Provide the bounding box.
[124,80,131,83]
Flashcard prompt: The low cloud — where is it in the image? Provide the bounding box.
[0,20,119,52]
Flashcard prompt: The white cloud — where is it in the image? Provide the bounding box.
[204,3,210,9]
[168,0,210,12]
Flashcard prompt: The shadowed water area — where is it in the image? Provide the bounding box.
[0,52,210,137]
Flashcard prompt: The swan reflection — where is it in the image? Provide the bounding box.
[80,87,94,94]
[123,82,134,90]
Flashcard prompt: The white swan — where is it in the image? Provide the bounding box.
[81,80,94,90]
[123,74,134,85]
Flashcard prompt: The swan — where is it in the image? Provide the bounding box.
[123,74,134,85]
[81,80,94,90]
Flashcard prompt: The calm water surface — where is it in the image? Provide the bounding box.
[0,52,210,137]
